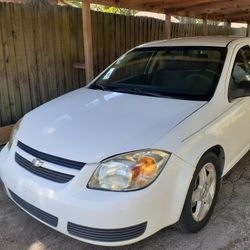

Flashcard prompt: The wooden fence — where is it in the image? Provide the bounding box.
[0,3,229,127]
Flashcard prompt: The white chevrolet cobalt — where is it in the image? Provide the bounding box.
[1,37,250,246]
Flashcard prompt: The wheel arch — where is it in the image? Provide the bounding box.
[200,145,225,173]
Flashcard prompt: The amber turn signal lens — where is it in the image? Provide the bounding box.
[136,157,157,177]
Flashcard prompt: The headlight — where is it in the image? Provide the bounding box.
[8,118,22,150]
[88,150,170,191]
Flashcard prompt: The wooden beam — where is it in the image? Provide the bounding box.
[146,0,221,12]
[203,16,208,36]
[208,7,250,16]
[227,12,250,20]
[82,1,94,82]
[226,17,250,22]
[0,125,13,145]
[119,0,164,6]
[164,0,250,13]
[165,13,171,39]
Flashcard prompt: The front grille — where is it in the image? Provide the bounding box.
[67,221,147,242]
[9,189,58,227]
[15,153,74,183]
[17,141,85,170]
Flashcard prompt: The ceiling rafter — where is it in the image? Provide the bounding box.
[163,0,250,13]
[84,0,250,22]
[211,11,250,19]
[206,8,250,17]
[143,0,220,11]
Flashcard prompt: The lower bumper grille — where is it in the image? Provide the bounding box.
[9,189,58,227]
[67,221,147,242]
[15,153,74,183]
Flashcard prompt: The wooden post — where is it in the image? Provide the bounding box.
[165,13,171,39]
[82,1,94,83]
[247,22,250,37]
[226,20,231,35]
[203,16,208,36]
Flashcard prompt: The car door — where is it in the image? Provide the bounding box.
[225,45,250,170]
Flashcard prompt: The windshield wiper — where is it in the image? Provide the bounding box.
[91,85,174,98]
[108,87,170,98]
[125,89,166,97]
[91,84,111,91]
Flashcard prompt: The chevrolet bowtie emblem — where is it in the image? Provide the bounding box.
[32,158,44,168]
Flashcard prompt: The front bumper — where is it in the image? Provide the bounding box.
[0,144,194,246]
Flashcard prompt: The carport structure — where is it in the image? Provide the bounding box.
[1,0,250,145]
[82,0,250,82]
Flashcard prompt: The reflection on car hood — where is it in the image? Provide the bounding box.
[18,88,206,163]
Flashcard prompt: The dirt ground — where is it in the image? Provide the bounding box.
[0,147,250,250]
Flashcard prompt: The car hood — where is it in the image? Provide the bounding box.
[18,88,206,163]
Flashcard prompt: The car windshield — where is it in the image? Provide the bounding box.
[89,46,227,101]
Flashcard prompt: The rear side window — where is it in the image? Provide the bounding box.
[232,46,250,84]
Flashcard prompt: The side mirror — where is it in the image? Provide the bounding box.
[229,79,250,101]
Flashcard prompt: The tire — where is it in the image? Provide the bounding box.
[177,152,222,233]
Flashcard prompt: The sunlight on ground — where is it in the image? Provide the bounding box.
[28,241,46,250]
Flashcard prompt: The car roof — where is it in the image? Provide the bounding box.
[138,36,250,48]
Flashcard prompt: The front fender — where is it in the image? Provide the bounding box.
[178,134,224,166]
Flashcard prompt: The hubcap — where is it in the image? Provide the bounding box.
[191,163,217,222]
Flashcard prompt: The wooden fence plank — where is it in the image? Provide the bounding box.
[103,13,110,67]
[53,6,66,95]
[69,7,80,90]
[62,6,73,92]
[97,12,104,73]
[136,16,140,46]
[130,16,135,48]
[142,17,147,42]
[77,8,85,85]
[21,4,41,108]
[46,6,58,99]
[125,15,131,51]
[0,5,11,125]
[32,5,49,103]
[11,4,32,114]
[115,14,121,59]
[1,4,22,122]
[120,15,126,55]
[92,11,98,76]
[151,18,155,40]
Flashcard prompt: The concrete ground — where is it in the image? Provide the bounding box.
[0,146,250,250]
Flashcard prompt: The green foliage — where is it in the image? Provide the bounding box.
[63,0,81,7]
[62,1,136,15]
[91,4,136,15]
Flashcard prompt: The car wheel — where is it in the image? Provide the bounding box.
[177,152,222,233]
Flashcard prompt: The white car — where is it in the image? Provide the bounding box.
[1,36,250,246]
